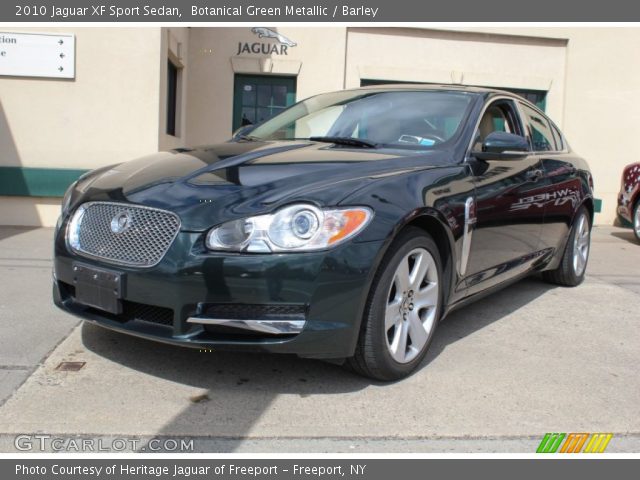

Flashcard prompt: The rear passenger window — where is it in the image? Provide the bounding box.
[520,103,557,152]
[551,124,564,151]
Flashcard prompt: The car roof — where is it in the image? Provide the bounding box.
[349,83,552,117]
[352,83,516,97]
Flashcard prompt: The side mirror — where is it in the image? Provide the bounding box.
[473,131,529,160]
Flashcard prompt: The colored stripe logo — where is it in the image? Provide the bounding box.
[537,433,613,453]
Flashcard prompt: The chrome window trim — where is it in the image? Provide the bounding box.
[464,94,570,161]
[516,100,570,155]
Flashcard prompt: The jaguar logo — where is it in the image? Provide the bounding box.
[236,28,297,55]
[110,211,133,234]
[251,27,297,47]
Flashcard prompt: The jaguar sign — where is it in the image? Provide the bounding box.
[236,27,297,55]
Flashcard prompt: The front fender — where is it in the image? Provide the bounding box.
[344,164,473,314]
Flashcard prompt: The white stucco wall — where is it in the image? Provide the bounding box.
[1,26,638,226]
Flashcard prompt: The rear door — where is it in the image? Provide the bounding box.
[518,102,583,256]
[464,98,547,293]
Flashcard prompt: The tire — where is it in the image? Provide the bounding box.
[347,227,443,381]
[542,206,591,287]
[633,201,640,243]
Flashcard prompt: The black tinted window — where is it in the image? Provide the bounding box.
[520,103,557,152]
[551,124,565,151]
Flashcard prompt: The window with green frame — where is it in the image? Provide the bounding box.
[233,74,297,132]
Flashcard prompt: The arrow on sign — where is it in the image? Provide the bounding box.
[58,66,64,72]
[60,53,65,58]
[58,39,64,45]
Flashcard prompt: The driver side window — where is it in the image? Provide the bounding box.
[473,100,523,151]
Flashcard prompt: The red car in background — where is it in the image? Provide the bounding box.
[617,162,640,241]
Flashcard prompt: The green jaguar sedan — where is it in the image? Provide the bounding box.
[53,85,594,380]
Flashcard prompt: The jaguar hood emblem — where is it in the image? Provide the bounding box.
[110,211,133,234]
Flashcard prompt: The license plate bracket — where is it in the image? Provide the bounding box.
[72,262,125,315]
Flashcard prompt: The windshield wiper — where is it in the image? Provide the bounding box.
[309,136,378,148]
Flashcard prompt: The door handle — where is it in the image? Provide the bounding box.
[526,169,544,182]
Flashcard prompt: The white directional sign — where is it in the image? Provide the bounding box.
[0,32,75,79]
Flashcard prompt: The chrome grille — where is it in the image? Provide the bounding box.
[67,202,180,267]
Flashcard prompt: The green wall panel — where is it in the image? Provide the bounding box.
[594,198,602,213]
[0,167,89,197]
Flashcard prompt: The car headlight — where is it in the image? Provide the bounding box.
[206,204,373,252]
[60,181,78,215]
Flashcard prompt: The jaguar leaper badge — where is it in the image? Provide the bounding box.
[251,27,297,47]
[236,27,297,55]
[110,211,133,234]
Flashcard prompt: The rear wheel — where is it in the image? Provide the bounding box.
[347,228,443,381]
[542,206,591,286]
[633,201,640,242]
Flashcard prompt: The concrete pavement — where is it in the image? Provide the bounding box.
[0,227,78,406]
[0,225,638,452]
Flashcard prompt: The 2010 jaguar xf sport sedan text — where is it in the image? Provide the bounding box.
[53,85,594,380]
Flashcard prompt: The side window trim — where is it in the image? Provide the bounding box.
[550,120,567,152]
[551,125,563,151]
[514,100,533,151]
[503,99,526,138]
[518,100,561,155]
[517,100,567,154]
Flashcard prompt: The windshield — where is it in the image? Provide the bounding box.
[247,89,476,149]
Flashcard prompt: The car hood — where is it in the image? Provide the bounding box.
[76,140,455,231]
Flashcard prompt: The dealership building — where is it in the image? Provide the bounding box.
[1,26,638,226]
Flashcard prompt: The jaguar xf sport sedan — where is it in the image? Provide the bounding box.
[53,85,594,380]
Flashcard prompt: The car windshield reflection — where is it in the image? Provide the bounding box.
[248,90,477,149]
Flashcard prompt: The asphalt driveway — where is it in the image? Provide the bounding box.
[0,225,638,452]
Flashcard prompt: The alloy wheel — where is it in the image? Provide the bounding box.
[384,248,439,364]
[634,203,640,239]
[572,213,590,277]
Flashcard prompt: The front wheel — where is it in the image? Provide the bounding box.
[543,206,591,286]
[347,228,443,381]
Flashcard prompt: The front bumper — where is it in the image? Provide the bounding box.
[53,224,384,359]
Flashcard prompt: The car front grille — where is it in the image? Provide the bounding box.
[122,301,174,326]
[78,297,174,327]
[67,202,180,267]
